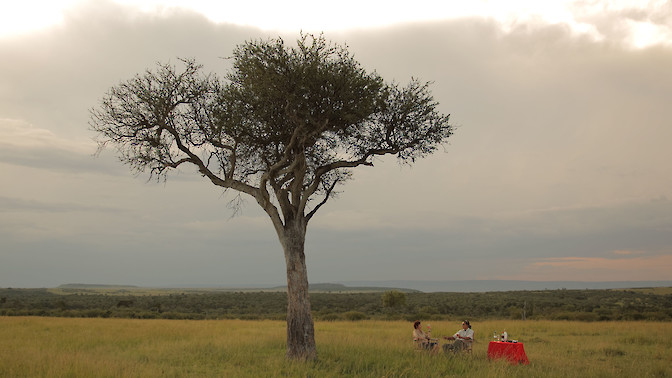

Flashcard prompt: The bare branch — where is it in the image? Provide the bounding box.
[305,178,339,222]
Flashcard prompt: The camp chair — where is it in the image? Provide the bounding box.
[443,332,475,354]
[465,332,475,353]
[414,337,439,352]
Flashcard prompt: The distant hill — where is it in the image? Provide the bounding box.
[272,283,420,293]
[337,280,672,293]
[59,284,139,289]
[56,281,672,293]
[56,282,419,293]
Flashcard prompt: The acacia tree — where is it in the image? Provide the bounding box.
[382,290,407,309]
[90,33,452,360]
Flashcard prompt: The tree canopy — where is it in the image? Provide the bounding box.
[91,34,451,230]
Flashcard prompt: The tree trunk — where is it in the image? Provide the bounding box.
[280,220,317,361]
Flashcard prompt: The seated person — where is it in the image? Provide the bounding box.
[443,320,474,352]
[412,320,439,351]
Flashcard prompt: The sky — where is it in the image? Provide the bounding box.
[1,0,671,288]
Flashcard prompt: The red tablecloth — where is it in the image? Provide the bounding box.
[487,341,529,364]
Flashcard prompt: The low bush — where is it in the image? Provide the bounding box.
[343,311,367,321]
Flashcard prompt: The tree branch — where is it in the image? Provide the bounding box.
[305,178,339,222]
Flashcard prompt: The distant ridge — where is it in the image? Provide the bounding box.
[55,281,672,293]
[59,284,139,289]
[337,280,672,293]
[276,283,419,293]
[55,282,419,293]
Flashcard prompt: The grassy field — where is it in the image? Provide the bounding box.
[0,317,670,377]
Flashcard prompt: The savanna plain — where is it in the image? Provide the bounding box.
[1,317,670,377]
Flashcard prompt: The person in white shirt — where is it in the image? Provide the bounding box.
[443,320,474,353]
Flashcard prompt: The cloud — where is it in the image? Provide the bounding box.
[0,118,124,174]
[611,249,646,256]
[0,2,264,139]
[304,196,672,282]
[0,195,118,213]
[500,254,672,281]
[1,3,672,287]
[0,119,72,148]
[0,118,92,151]
[569,0,672,48]
[341,19,672,224]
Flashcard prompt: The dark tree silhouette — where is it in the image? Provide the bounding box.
[90,33,453,360]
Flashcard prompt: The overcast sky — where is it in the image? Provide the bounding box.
[1,0,671,288]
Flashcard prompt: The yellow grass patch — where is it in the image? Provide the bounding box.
[0,317,670,377]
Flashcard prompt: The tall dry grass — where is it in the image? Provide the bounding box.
[0,317,670,377]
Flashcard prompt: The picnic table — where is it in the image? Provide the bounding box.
[487,341,529,364]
